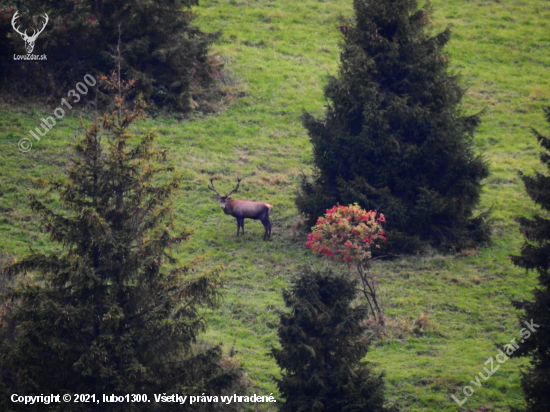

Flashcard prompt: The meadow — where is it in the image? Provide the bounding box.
[1,0,550,410]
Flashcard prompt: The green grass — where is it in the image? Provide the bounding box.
[1,0,550,410]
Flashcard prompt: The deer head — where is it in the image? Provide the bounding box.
[12,11,49,54]
[208,176,241,211]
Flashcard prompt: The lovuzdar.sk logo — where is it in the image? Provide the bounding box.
[12,10,48,60]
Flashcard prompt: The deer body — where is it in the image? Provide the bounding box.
[222,199,273,240]
[209,177,273,240]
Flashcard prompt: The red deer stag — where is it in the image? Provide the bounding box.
[208,177,273,240]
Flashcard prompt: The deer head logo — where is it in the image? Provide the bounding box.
[11,11,49,54]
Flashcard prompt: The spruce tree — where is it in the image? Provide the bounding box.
[0,75,240,411]
[510,106,550,412]
[271,266,397,412]
[297,0,489,252]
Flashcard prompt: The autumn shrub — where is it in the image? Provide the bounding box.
[307,204,386,323]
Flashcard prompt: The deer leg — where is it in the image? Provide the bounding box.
[241,218,245,235]
[262,218,272,241]
[236,218,241,236]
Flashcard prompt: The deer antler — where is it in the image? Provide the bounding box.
[208,177,222,197]
[11,11,26,38]
[30,13,49,41]
[11,11,48,40]
[225,176,242,197]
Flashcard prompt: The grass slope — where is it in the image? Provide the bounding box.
[1,0,550,410]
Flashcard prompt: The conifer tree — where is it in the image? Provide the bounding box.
[0,74,240,411]
[297,0,490,252]
[271,266,398,412]
[510,106,550,412]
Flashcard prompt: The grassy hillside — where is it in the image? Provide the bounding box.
[1,0,550,410]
